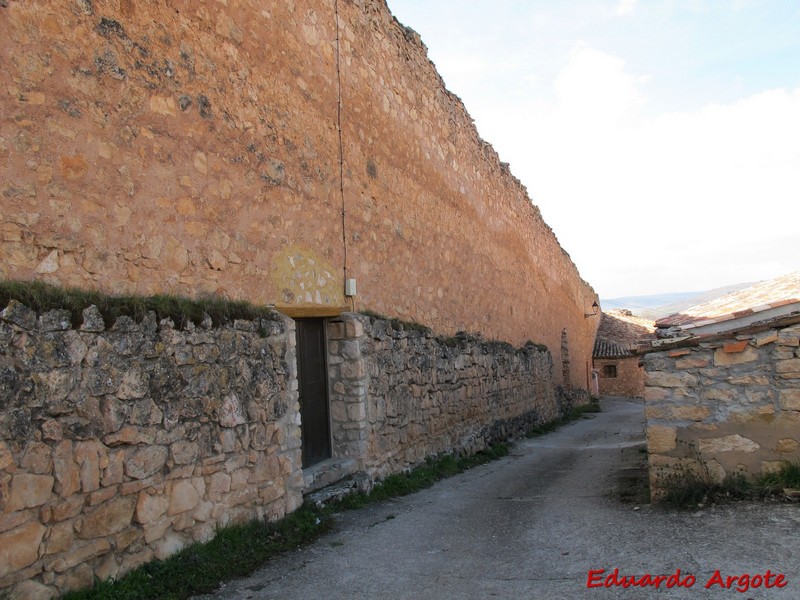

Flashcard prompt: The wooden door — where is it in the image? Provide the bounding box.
[296,319,331,468]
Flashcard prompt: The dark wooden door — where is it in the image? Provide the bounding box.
[296,319,331,468]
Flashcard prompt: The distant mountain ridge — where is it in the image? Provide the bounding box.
[602,282,756,320]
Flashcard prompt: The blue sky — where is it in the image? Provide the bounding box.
[387,0,800,299]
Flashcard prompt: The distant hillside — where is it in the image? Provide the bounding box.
[602,282,755,320]
[602,292,698,313]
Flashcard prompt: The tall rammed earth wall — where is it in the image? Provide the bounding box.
[0,0,598,388]
[0,302,574,597]
[644,322,800,499]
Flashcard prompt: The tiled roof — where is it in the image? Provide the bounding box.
[597,310,656,346]
[656,271,800,329]
[593,337,633,358]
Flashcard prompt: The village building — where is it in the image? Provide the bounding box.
[592,309,655,398]
[642,271,800,498]
[0,0,599,595]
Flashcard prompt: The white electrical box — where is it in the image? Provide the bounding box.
[345,278,357,297]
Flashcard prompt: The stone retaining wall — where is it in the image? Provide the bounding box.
[643,322,800,498]
[0,300,302,598]
[326,314,575,480]
[0,302,574,597]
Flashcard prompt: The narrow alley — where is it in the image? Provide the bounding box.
[198,397,800,599]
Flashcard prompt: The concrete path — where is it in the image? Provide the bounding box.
[198,397,800,599]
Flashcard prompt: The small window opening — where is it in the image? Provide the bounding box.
[602,364,617,378]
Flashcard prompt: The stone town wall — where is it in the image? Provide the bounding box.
[643,322,800,499]
[0,302,578,597]
[595,357,644,398]
[327,314,576,480]
[0,300,303,597]
[0,0,598,389]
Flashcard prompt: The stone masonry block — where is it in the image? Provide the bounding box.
[713,346,758,366]
[647,425,677,453]
[0,521,46,575]
[78,496,136,539]
[775,438,799,454]
[776,358,800,374]
[645,371,698,388]
[779,389,800,411]
[6,473,54,512]
[699,434,759,454]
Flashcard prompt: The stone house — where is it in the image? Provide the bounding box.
[643,272,800,498]
[592,310,655,398]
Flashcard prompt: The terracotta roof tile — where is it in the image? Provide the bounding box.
[596,310,656,346]
[656,271,800,329]
[593,337,633,358]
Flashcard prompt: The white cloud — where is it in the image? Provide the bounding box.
[476,45,800,297]
[615,0,637,16]
[553,43,645,124]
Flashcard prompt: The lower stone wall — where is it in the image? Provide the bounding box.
[0,300,302,598]
[0,302,578,598]
[643,322,800,499]
[595,357,644,398]
[356,315,569,479]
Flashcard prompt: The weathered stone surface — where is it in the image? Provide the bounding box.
[0,521,46,574]
[168,480,200,516]
[125,446,168,480]
[104,426,156,446]
[49,538,110,572]
[702,387,737,402]
[670,405,710,422]
[129,399,162,425]
[6,473,54,511]
[647,425,677,453]
[50,496,84,522]
[135,492,169,525]
[752,330,778,346]
[74,441,103,493]
[0,300,36,330]
[775,438,799,454]
[78,497,135,539]
[40,310,71,332]
[699,434,760,454]
[674,356,710,369]
[727,374,770,386]
[40,419,63,441]
[45,521,74,555]
[0,442,14,472]
[10,579,56,600]
[0,511,32,536]
[777,328,800,347]
[713,346,758,366]
[118,368,150,400]
[776,358,800,374]
[779,389,800,411]
[79,306,105,332]
[218,392,246,428]
[53,440,81,497]
[21,442,52,475]
[645,371,699,388]
[170,441,199,465]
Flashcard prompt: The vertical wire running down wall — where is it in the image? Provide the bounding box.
[333,0,353,310]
